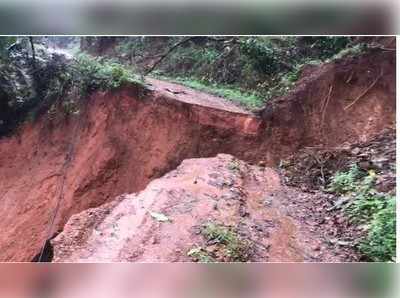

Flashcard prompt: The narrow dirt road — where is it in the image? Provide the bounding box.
[52,154,346,262]
[147,78,251,114]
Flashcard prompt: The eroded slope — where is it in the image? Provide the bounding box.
[52,154,344,262]
[0,49,395,262]
[0,84,261,262]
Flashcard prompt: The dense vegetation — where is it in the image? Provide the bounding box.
[111,36,368,108]
[329,165,396,262]
[0,38,141,137]
[1,36,373,136]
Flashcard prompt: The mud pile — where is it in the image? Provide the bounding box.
[52,154,345,262]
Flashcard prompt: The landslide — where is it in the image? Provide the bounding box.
[0,83,261,262]
[0,48,395,262]
[52,154,344,262]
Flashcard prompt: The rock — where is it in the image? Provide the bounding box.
[258,161,266,167]
[312,245,321,251]
[358,161,373,170]
[371,157,389,169]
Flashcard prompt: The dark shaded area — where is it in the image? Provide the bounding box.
[31,239,54,262]
[31,232,61,262]
[0,43,73,138]
[0,86,26,137]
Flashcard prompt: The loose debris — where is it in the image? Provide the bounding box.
[279,128,395,261]
[279,128,395,191]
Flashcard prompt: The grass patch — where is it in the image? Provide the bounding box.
[187,247,215,263]
[188,222,252,262]
[227,159,241,172]
[202,222,252,262]
[328,166,396,261]
[155,75,265,110]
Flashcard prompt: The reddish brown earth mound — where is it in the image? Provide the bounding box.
[52,154,345,262]
[0,49,395,261]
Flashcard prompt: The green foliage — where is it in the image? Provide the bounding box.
[73,54,142,95]
[261,67,304,101]
[168,47,219,68]
[161,76,265,110]
[328,166,396,261]
[188,222,252,262]
[187,247,215,263]
[1,47,145,137]
[0,37,17,60]
[345,174,381,222]
[116,38,146,56]
[201,222,251,262]
[228,159,241,172]
[239,37,291,74]
[359,197,396,262]
[304,37,351,60]
[331,43,368,61]
[328,165,365,194]
[26,54,76,122]
[112,36,363,108]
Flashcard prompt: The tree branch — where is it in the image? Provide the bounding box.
[29,37,36,69]
[143,36,239,76]
[144,37,197,76]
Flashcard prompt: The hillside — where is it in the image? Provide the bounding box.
[0,36,396,262]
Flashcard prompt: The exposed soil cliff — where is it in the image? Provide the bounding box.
[0,49,395,261]
[0,83,262,261]
[259,48,395,163]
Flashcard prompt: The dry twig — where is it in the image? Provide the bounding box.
[344,71,383,110]
[320,85,333,131]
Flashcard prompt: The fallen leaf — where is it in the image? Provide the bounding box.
[149,211,170,222]
[187,247,202,256]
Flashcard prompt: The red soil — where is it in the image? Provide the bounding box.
[0,49,395,261]
[52,154,344,262]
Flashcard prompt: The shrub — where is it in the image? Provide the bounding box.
[331,43,368,61]
[73,54,142,95]
[359,197,396,261]
[328,165,365,194]
[187,247,215,263]
[201,222,251,262]
[0,37,17,60]
[328,166,396,261]
[305,37,350,59]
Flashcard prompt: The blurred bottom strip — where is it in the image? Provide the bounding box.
[0,264,396,298]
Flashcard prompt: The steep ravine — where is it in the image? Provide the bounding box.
[0,84,264,262]
[0,49,395,261]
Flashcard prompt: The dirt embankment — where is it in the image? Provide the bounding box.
[259,48,395,163]
[0,49,395,262]
[0,84,263,262]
